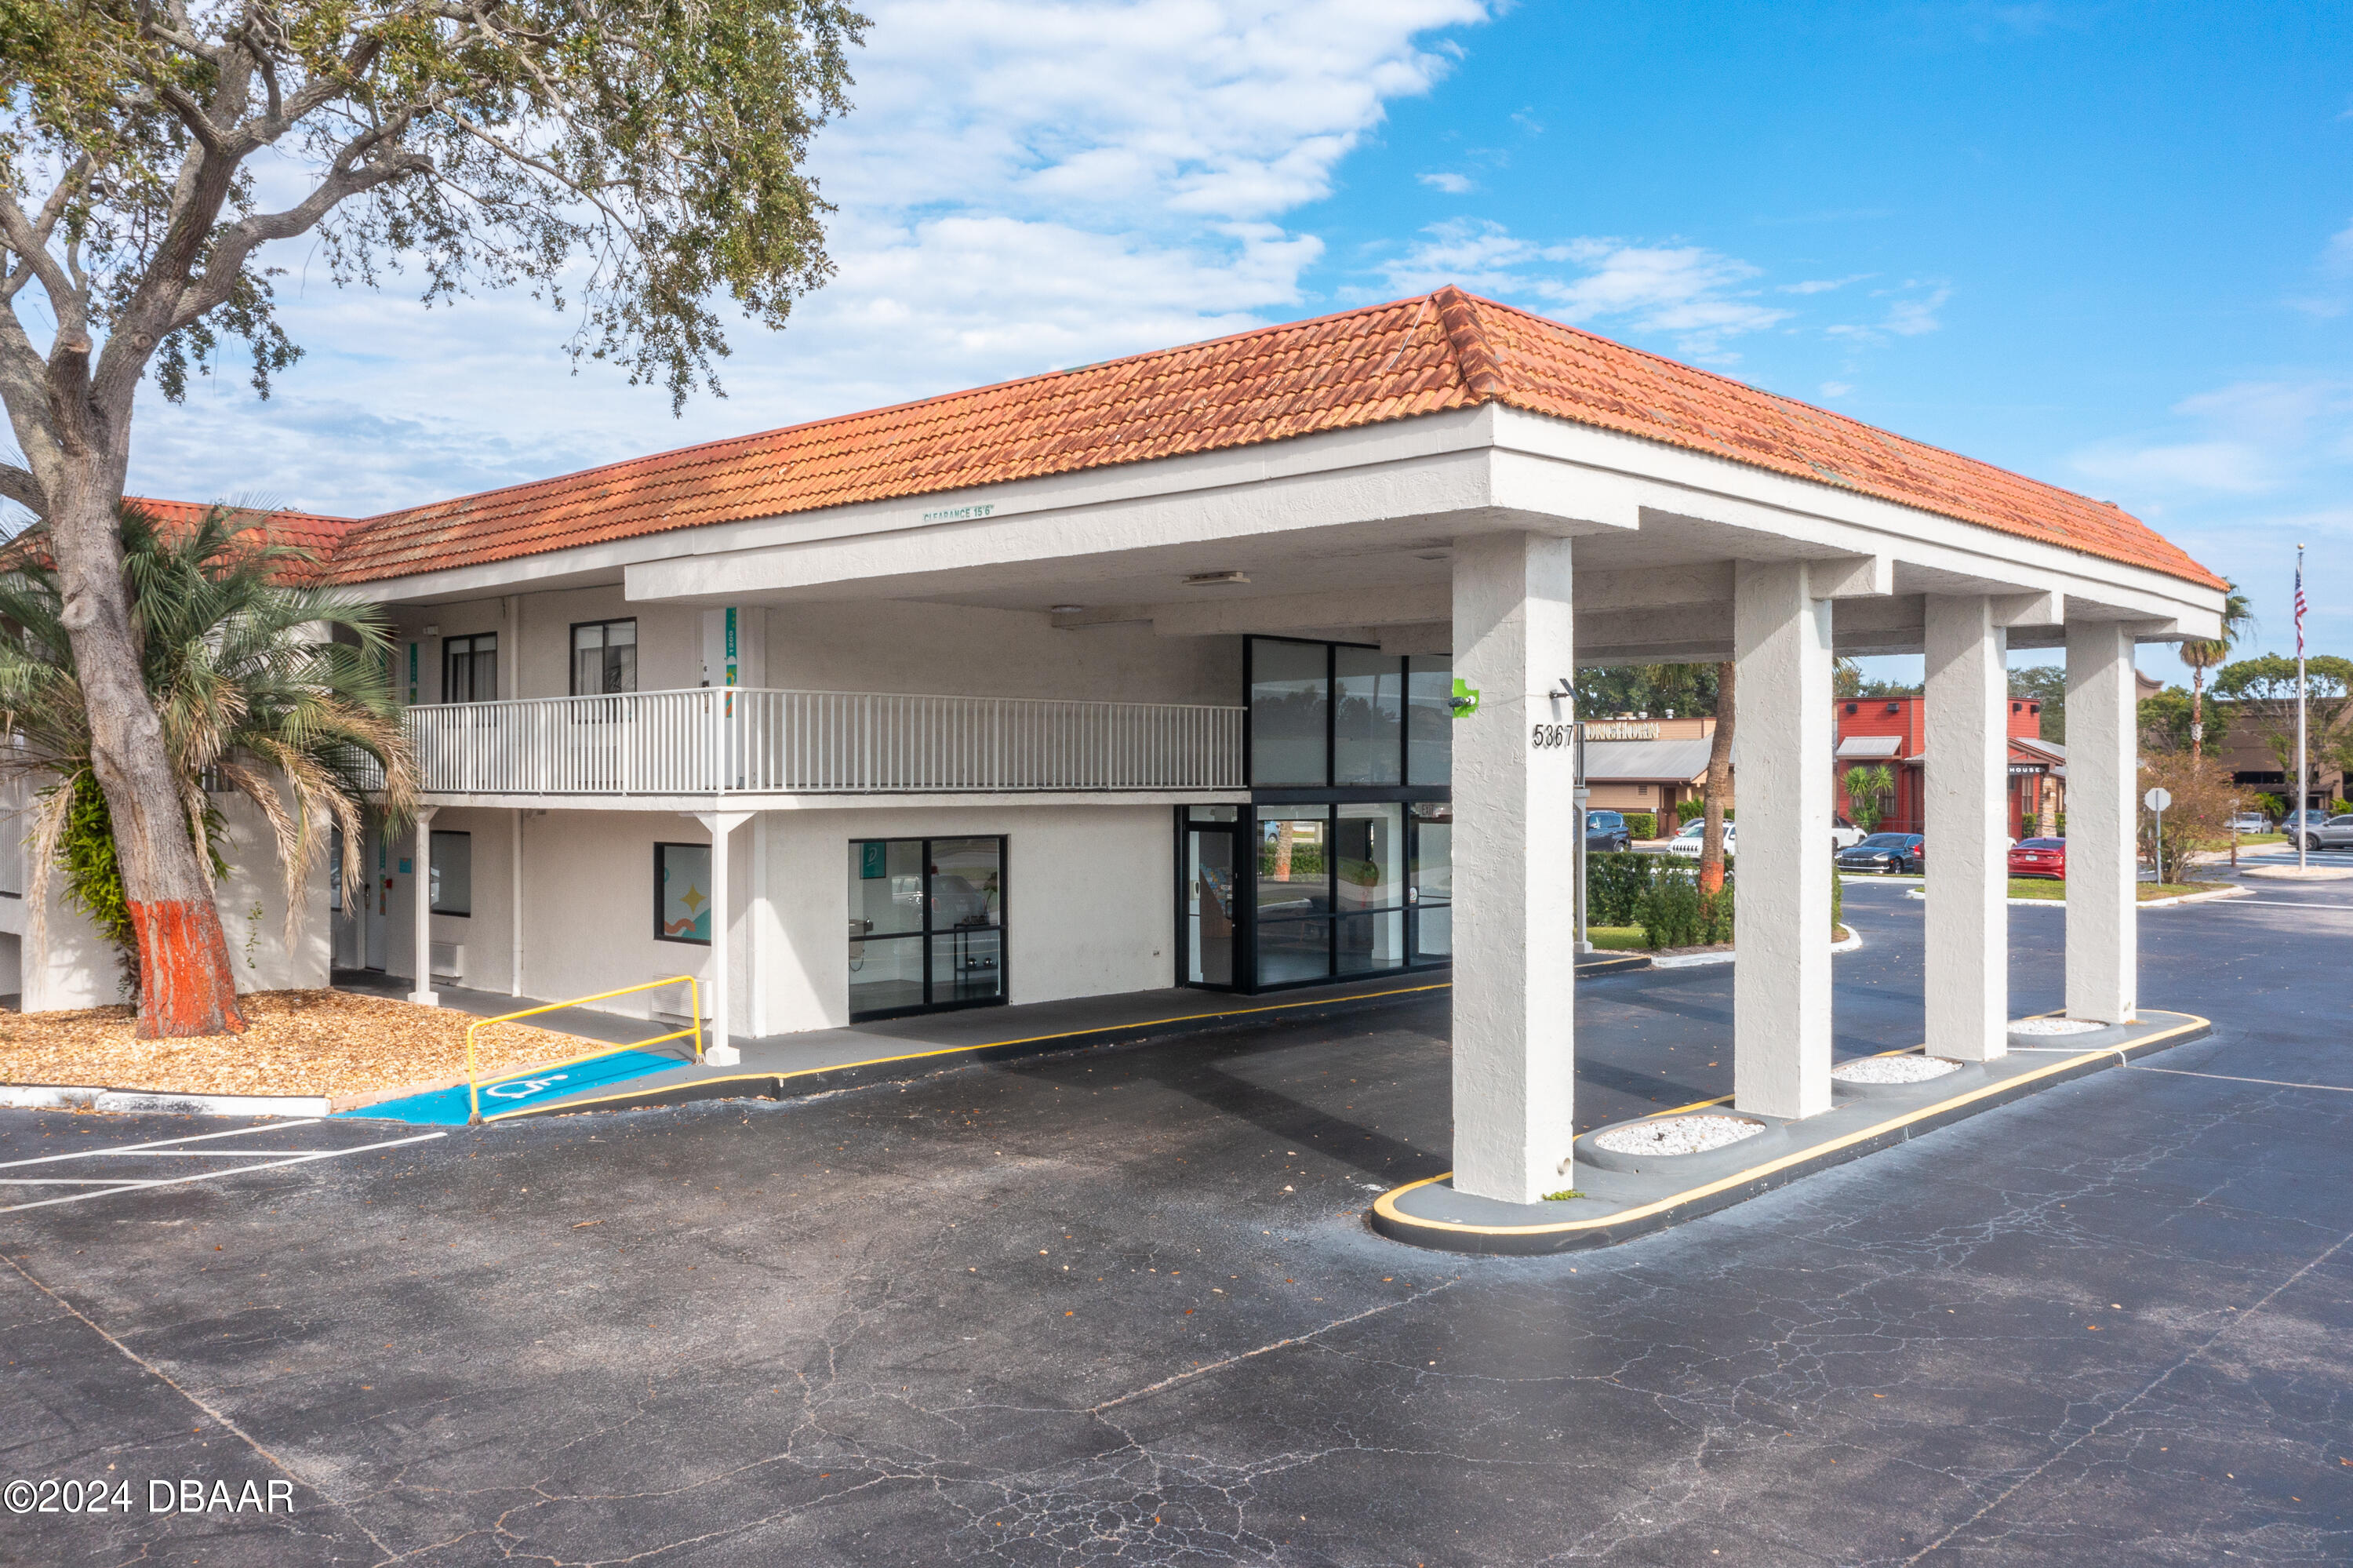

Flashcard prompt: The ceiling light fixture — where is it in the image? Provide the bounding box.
[1181,570,1249,587]
[1049,605,1086,614]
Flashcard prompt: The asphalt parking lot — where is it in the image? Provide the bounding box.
[5,875,2350,1566]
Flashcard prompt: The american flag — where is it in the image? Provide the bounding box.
[2295,552,2307,658]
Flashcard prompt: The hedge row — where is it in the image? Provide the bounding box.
[1587,852,1846,945]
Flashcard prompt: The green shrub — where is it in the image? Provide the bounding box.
[1674,800,1732,825]
[1621,811,1657,840]
[1587,851,1658,926]
[1831,866,1844,938]
[1635,871,1733,949]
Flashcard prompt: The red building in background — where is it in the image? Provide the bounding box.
[1834,695,2064,841]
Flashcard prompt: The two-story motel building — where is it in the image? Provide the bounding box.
[4,287,2225,1206]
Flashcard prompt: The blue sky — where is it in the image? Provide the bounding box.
[131,0,2349,671]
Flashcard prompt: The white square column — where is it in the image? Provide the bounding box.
[1922,595,2009,1061]
[1450,531,1579,1204]
[693,810,751,1065]
[2065,621,2138,1024]
[1733,562,1835,1120]
[409,806,440,1006]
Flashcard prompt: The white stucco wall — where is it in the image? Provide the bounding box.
[388,589,1238,707]
[761,602,1237,705]
[764,802,1174,1036]
[20,790,330,1013]
[487,808,740,1028]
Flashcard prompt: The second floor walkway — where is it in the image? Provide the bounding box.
[394,687,1246,808]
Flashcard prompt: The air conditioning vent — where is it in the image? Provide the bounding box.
[429,941,466,981]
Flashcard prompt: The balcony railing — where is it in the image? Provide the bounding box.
[394,688,1246,798]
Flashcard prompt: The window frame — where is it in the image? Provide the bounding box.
[427,829,472,918]
[846,835,1009,1022]
[441,631,498,705]
[653,840,713,945]
[570,617,640,697]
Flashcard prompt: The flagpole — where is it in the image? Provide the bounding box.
[2296,542,2308,872]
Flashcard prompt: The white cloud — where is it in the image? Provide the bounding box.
[1375,220,1791,356]
[2071,378,2353,500]
[1779,275,1868,296]
[1418,171,1475,194]
[1819,381,1853,398]
[1826,282,1949,341]
[127,0,1493,516]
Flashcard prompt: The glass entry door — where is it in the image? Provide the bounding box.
[848,836,1005,1021]
[1408,803,1452,964]
[1184,824,1238,987]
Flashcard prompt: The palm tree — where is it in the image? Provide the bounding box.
[2178,582,2255,762]
[0,504,416,1017]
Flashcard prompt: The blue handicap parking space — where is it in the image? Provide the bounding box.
[339,1049,688,1125]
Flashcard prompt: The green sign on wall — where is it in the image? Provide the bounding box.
[859,842,887,879]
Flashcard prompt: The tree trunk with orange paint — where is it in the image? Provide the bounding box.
[50,465,246,1039]
[1699,662,1736,895]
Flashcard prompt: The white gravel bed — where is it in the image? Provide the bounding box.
[1831,1055,1961,1084]
[1592,1115,1764,1158]
[2009,1017,2108,1036]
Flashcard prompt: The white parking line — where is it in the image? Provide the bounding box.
[0,1125,448,1214]
[0,1118,327,1170]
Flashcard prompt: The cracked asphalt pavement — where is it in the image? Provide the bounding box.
[4,875,2350,1565]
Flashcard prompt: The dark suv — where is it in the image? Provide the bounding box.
[1584,809,1631,852]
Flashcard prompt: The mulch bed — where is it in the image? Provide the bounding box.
[0,989,613,1102]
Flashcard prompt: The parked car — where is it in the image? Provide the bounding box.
[2294,813,2353,851]
[1583,809,1631,853]
[1669,817,1735,854]
[2282,809,2337,841]
[1830,814,1866,851]
[1837,832,1926,875]
[2228,811,2270,834]
[2008,837,2067,879]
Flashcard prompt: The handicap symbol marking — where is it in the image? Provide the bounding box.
[485,1073,572,1100]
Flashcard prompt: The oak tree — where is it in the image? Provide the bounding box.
[0,0,862,1033]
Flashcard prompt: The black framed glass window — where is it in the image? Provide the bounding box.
[848,837,1005,1020]
[429,830,471,917]
[1249,639,1329,786]
[1334,647,1403,785]
[573,619,638,695]
[442,633,497,704]
[1249,638,1452,790]
[1406,656,1453,785]
[655,842,712,944]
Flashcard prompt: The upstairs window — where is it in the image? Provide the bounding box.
[442,632,497,704]
[572,619,638,695]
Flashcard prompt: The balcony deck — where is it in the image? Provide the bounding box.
[392,688,1246,808]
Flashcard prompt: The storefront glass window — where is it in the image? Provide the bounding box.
[1406,656,1453,784]
[1249,639,1328,786]
[1333,648,1403,785]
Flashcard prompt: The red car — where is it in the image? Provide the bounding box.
[2008,837,2066,879]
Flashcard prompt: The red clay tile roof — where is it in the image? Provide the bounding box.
[283,288,2224,591]
[124,497,360,584]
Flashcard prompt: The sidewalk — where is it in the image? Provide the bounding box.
[334,970,1467,1120]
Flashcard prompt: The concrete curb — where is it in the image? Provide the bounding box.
[1370,1010,2211,1255]
[0,1084,332,1117]
[1647,924,1861,970]
[1904,886,2255,910]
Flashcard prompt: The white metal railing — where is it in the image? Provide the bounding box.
[390,688,1245,797]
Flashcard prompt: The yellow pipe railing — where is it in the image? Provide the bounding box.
[465,975,704,1125]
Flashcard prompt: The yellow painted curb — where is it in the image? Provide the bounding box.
[1373,1011,2212,1241]
[496,980,1456,1119]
